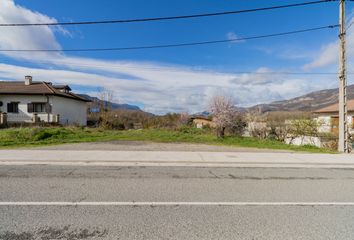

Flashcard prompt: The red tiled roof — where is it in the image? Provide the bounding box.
[313,99,354,113]
[190,115,212,121]
[0,81,91,102]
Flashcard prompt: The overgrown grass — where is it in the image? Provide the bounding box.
[0,126,334,153]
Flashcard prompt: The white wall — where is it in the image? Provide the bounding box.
[285,136,322,147]
[315,116,331,133]
[0,94,87,126]
[51,96,87,125]
[0,95,52,123]
[315,114,354,133]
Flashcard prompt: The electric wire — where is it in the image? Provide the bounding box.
[0,25,339,52]
[0,0,337,27]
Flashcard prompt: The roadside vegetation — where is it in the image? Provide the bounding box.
[0,93,338,153]
[0,126,334,153]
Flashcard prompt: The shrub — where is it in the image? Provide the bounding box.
[176,125,208,135]
[31,128,74,141]
[227,115,247,137]
[33,130,53,141]
[247,111,317,142]
[110,120,125,130]
[287,119,321,144]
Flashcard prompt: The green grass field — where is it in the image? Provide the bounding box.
[0,127,334,153]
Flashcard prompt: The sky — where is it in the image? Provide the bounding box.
[0,0,353,114]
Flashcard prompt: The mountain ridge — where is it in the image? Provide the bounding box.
[81,84,354,115]
[78,94,142,111]
[246,84,354,113]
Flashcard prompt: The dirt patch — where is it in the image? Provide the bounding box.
[31,140,293,153]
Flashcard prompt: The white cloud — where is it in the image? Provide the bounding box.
[0,0,67,60]
[303,41,339,70]
[230,67,283,85]
[226,31,244,44]
[226,31,237,40]
[304,17,354,70]
[0,0,337,114]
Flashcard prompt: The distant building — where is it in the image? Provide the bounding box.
[0,76,91,126]
[190,116,216,129]
[313,99,354,134]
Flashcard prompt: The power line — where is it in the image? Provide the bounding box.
[31,64,351,75]
[346,20,354,30]
[2,57,349,75]
[0,25,339,52]
[0,0,337,27]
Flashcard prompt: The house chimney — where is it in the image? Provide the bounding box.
[25,76,32,85]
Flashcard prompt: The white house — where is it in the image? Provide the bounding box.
[0,76,91,126]
[313,99,354,134]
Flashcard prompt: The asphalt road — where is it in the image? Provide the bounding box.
[1,165,354,239]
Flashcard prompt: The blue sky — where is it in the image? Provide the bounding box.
[0,0,353,113]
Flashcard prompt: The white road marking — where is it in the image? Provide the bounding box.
[0,202,354,206]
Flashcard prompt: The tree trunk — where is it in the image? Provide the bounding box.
[217,127,225,138]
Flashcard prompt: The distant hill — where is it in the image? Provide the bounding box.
[81,84,354,115]
[247,84,354,113]
[78,94,142,111]
[192,111,211,117]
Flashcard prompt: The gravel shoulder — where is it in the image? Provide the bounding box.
[31,140,294,152]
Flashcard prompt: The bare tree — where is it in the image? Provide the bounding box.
[99,89,114,112]
[98,89,114,129]
[179,112,190,126]
[209,95,244,138]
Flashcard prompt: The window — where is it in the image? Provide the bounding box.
[34,103,45,113]
[28,103,51,113]
[7,102,19,113]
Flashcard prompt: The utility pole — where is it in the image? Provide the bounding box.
[338,0,349,153]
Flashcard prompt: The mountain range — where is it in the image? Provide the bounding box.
[78,94,141,111]
[246,84,354,113]
[81,84,354,115]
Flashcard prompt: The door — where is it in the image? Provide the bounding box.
[330,116,339,134]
